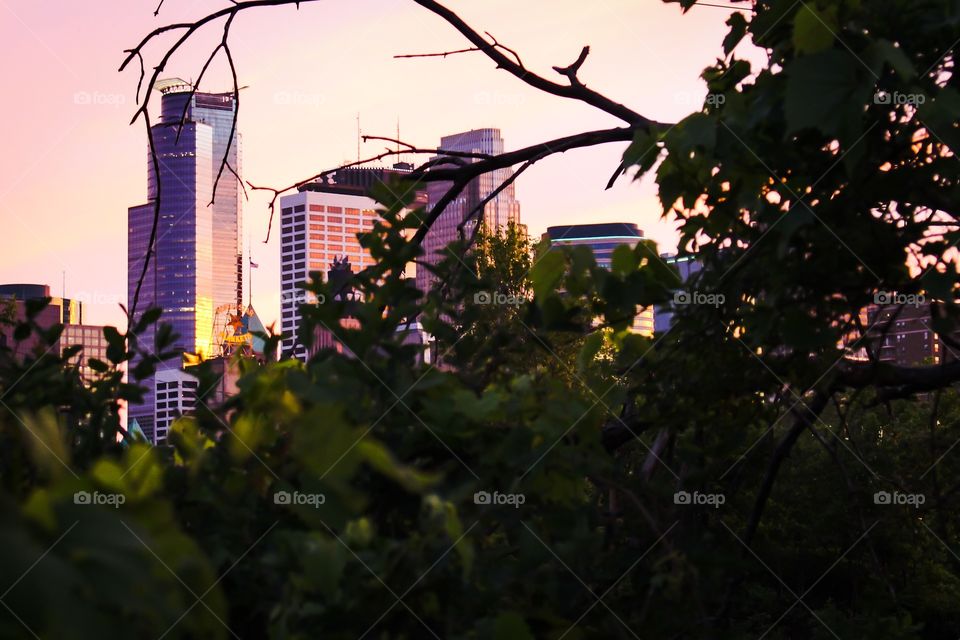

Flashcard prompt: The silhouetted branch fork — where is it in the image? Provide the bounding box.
[394,30,524,68]
[411,0,656,126]
[553,45,590,86]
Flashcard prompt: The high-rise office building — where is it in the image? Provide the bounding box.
[127,80,243,440]
[418,128,521,293]
[279,166,426,361]
[543,223,655,336]
[654,253,703,333]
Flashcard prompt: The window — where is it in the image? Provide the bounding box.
[294,204,305,213]
[327,206,343,214]
[309,204,324,212]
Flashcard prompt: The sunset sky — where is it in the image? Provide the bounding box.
[0,0,749,329]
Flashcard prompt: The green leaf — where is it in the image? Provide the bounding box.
[867,40,916,81]
[103,326,126,364]
[723,11,748,55]
[671,113,716,154]
[918,88,960,153]
[785,50,872,140]
[530,250,566,300]
[357,440,439,493]
[793,4,837,55]
[577,331,604,374]
[623,129,661,175]
[611,244,639,276]
[133,307,163,335]
[494,611,534,640]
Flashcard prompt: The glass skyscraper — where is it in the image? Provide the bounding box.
[127,81,242,441]
[418,128,521,294]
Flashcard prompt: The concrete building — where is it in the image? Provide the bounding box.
[61,323,109,382]
[0,284,105,380]
[279,166,426,361]
[543,223,655,336]
[418,128,522,294]
[855,303,959,366]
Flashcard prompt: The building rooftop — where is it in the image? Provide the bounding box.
[546,222,643,241]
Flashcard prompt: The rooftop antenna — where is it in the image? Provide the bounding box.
[356,113,361,164]
[396,116,401,165]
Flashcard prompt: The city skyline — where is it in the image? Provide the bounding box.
[0,0,748,331]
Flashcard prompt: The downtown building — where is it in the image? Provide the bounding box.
[654,252,703,333]
[846,302,960,366]
[127,80,243,443]
[417,128,521,294]
[0,283,107,382]
[279,166,427,361]
[543,223,655,336]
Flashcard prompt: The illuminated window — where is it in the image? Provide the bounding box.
[327,206,343,214]
[309,204,324,212]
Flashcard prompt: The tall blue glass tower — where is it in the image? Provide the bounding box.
[127,80,242,441]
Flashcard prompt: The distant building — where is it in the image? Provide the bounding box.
[543,223,655,335]
[127,79,244,439]
[418,128,522,294]
[154,369,199,444]
[0,284,105,380]
[0,283,82,323]
[853,303,959,366]
[654,253,703,333]
[61,323,108,382]
[279,166,426,361]
[152,355,243,445]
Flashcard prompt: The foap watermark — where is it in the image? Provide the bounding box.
[874,291,925,307]
[73,91,126,108]
[674,490,725,508]
[474,490,525,508]
[674,290,725,307]
[273,91,326,107]
[474,291,524,306]
[474,90,526,107]
[280,290,325,305]
[874,490,925,508]
[673,91,725,108]
[73,290,125,307]
[274,490,326,507]
[74,490,126,508]
[874,90,925,106]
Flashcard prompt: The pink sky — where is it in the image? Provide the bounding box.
[0,0,748,329]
